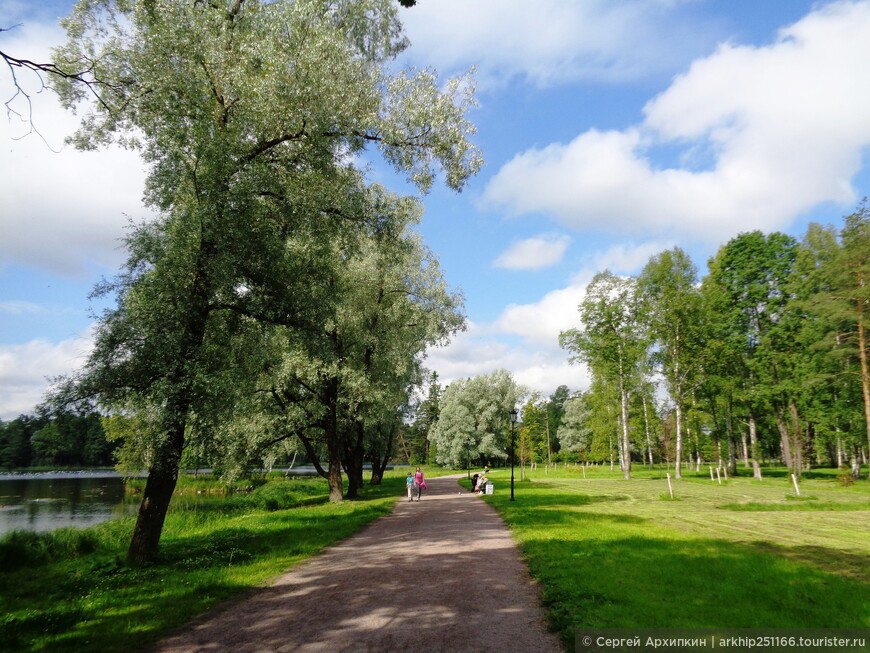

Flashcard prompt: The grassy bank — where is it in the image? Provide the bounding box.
[470,465,870,651]
[0,468,439,653]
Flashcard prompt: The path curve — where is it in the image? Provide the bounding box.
[150,474,561,653]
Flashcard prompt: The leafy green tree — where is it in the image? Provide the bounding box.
[545,384,570,460]
[637,247,701,478]
[519,394,548,468]
[806,205,870,477]
[210,186,464,500]
[702,232,800,476]
[30,411,111,467]
[405,372,442,464]
[428,369,526,467]
[556,393,593,461]
[48,0,480,564]
[281,192,463,499]
[561,271,646,479]
[0,416,40,469]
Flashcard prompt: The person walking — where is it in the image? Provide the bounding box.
[413,466,426,501]
[406,470,415,502]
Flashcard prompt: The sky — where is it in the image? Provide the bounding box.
[3,0,870,420]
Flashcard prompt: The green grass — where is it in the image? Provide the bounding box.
[470,465,870,651]
[0,469,435,653]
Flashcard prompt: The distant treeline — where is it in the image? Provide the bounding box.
[0,412,116,469]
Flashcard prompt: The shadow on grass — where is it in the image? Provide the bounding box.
[522,533,869,650]
[719,501,868,512]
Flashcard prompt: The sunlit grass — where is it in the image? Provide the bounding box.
[472,465,870,651]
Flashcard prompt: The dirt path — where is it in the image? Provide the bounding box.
[150,474,562,653]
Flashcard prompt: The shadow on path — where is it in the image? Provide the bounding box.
[150,475,561,653]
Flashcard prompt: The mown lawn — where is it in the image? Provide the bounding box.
[470,465,870,651]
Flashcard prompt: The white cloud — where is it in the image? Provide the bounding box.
[399,0,713,87]
[0,330,94,420]
[427,266,599,397]
[493,281,587,346]
[0,301,48,315]
[493,234,570,270]
[592,241,674,274]
[482,1,870,243]
[0,18,151,278]
[426,325,588,399]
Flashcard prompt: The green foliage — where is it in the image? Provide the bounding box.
[428,369,526,466]
[0,415,42,469]
[0,411,114,469]
[0,528,100,569]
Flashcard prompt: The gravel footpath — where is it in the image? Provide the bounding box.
[149,473,562,653]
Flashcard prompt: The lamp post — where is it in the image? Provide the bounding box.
[509,407,518,501]
[466,437,471,480]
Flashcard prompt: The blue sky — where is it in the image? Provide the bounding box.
[3,0,870,419]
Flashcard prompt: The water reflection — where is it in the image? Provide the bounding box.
[0,471,140,536]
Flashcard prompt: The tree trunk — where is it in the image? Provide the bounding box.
[674,399,683,479]
[836,431,844,468]
[369,424,396,486]
[776,411,793,474]
[327,455,344,502]
[126,428,184,565]
[642,396,654,466]
[620,386,631,480]
[370,447,390,486]
[126,238,213,565]
[609,425,615,472]
[788,399,804,477]
[748,414,762,480]
[343,422,365,499]
[857,311,870,479]
[545,418,552,467]
[323,377,344,502]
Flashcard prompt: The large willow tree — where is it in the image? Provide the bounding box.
[49,0,480,564]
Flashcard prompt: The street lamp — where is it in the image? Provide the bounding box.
[466,437,471,480]
[509,407,518,501]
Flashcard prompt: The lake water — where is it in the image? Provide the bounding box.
[0,471,140,536]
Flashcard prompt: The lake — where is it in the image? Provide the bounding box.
[0,471,140,536]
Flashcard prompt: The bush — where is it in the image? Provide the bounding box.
[0,528,100,568]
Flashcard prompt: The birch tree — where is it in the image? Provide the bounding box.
[560,271,646,479]
[637,247,701,479]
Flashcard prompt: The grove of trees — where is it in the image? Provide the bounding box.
[0,411,115,469]
[558,208,870,481]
